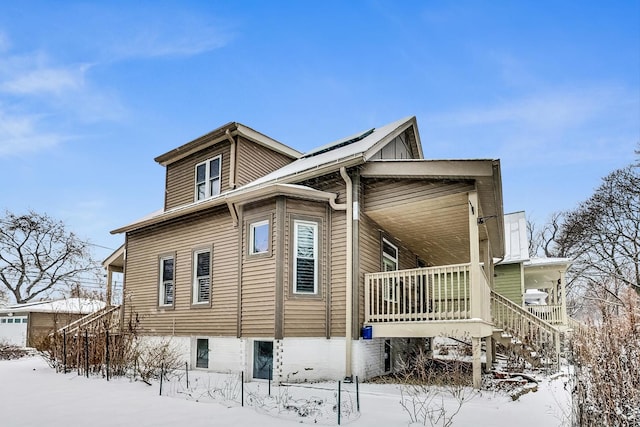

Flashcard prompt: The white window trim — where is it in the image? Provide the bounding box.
[194,155,222,201]
[293,220,318,294]
[249,220,270,255]
[192,249,211,305]
[159,255,175,307]
[382,238,398,302]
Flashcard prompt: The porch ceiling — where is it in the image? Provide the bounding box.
[365,192,482,265]
[361,160,505,260]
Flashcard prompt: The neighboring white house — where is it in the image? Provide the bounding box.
[0,298,105,347]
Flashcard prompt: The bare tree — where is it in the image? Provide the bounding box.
[0,210,99,304]
[539,164,639,319]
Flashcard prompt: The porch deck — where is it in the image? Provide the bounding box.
[364,263,494,338]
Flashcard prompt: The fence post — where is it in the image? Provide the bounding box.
[241,371,244,407]
[159,363,164,396]
[106,330,110,381]
[62,330,67,373]
[84,330,89,378]
[338,380,341,425]
[185,362,189,389]
[356,375,360,412]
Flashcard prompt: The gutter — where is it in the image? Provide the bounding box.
[339,167,354,380]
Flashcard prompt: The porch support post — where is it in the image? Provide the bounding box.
[560,271,568,326]
[484,335,493,373]
[468,191,481,319]
[472,336,482,389]
[106,266,113,307]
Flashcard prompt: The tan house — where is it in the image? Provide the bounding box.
[103,116,565,387]
[0,298,105,347]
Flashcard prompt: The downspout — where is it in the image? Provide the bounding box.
[339,167,354,380]
[225,130,237,189]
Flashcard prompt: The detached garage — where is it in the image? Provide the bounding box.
[0,298,105,347]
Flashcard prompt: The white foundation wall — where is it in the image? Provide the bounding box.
[139,335,416,382]
[278,338,346,382]
[203,337,244,372]
[352,338,387,380]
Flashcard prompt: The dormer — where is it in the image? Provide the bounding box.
[155,122,301,211]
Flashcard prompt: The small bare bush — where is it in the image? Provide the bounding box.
[132,339,184,384]
[397,349,476,427]
[0,340,30,360]
[570,289,640,426]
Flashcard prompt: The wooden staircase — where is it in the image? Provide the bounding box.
[490,290,561,370]
[58,304,121,336]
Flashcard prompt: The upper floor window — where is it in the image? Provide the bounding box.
[159,255,175,307]
[293,220,318,294]
[193,249,211,304]
[195,155,221,201]
[249,220,270,255]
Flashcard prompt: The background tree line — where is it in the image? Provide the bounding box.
[528,144,639,318]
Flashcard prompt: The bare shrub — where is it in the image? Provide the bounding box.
[130,338,184,384]
[0,340,30,360]
[397,349,475,427]
[570,289,640,426]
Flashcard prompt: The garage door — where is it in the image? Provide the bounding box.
[0,316,28,347]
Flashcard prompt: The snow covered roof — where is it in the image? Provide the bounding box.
[245,116,419,188]
[0,298,105,315]
[524,257,572,268]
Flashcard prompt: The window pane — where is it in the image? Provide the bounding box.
[197,183,206,200]
[164,282,174,304]
[382,240,397,259]
[296,258,315,292]
[209,158,220,178]
[196,252,210,277]
[296,224,315,258]
[198,278,210,302]
[163,258,174,281]
[196,164,206,183]
[209,177,220,196]
[253,341,273,380]
[196,338,209,368]
[251,222,269,254]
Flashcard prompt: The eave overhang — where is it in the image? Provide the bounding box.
[110,183,340,234]
[154,122,301,166]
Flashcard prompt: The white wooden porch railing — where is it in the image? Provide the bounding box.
[364,263,491,323]
[58,305,121,335]
[526,304,565,325]
[491,291,559,353]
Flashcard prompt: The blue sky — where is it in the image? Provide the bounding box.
[1,1,638,262]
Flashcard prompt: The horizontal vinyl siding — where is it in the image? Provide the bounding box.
[330,211,347,336]
[235,136,294,186]
[494,263,523,305]
[28,312,80,346]
[241,201,277,337]
[283,199,327,337]
[164,143,231,211]
[363,179,474,212]
[125,207,238,336]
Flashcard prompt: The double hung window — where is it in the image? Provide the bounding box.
[159,256,175,306]
[193,249,211,304]
[293,220,318,294]
[195,156,221,201]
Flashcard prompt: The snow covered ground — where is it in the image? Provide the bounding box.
[1,356,570,426]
